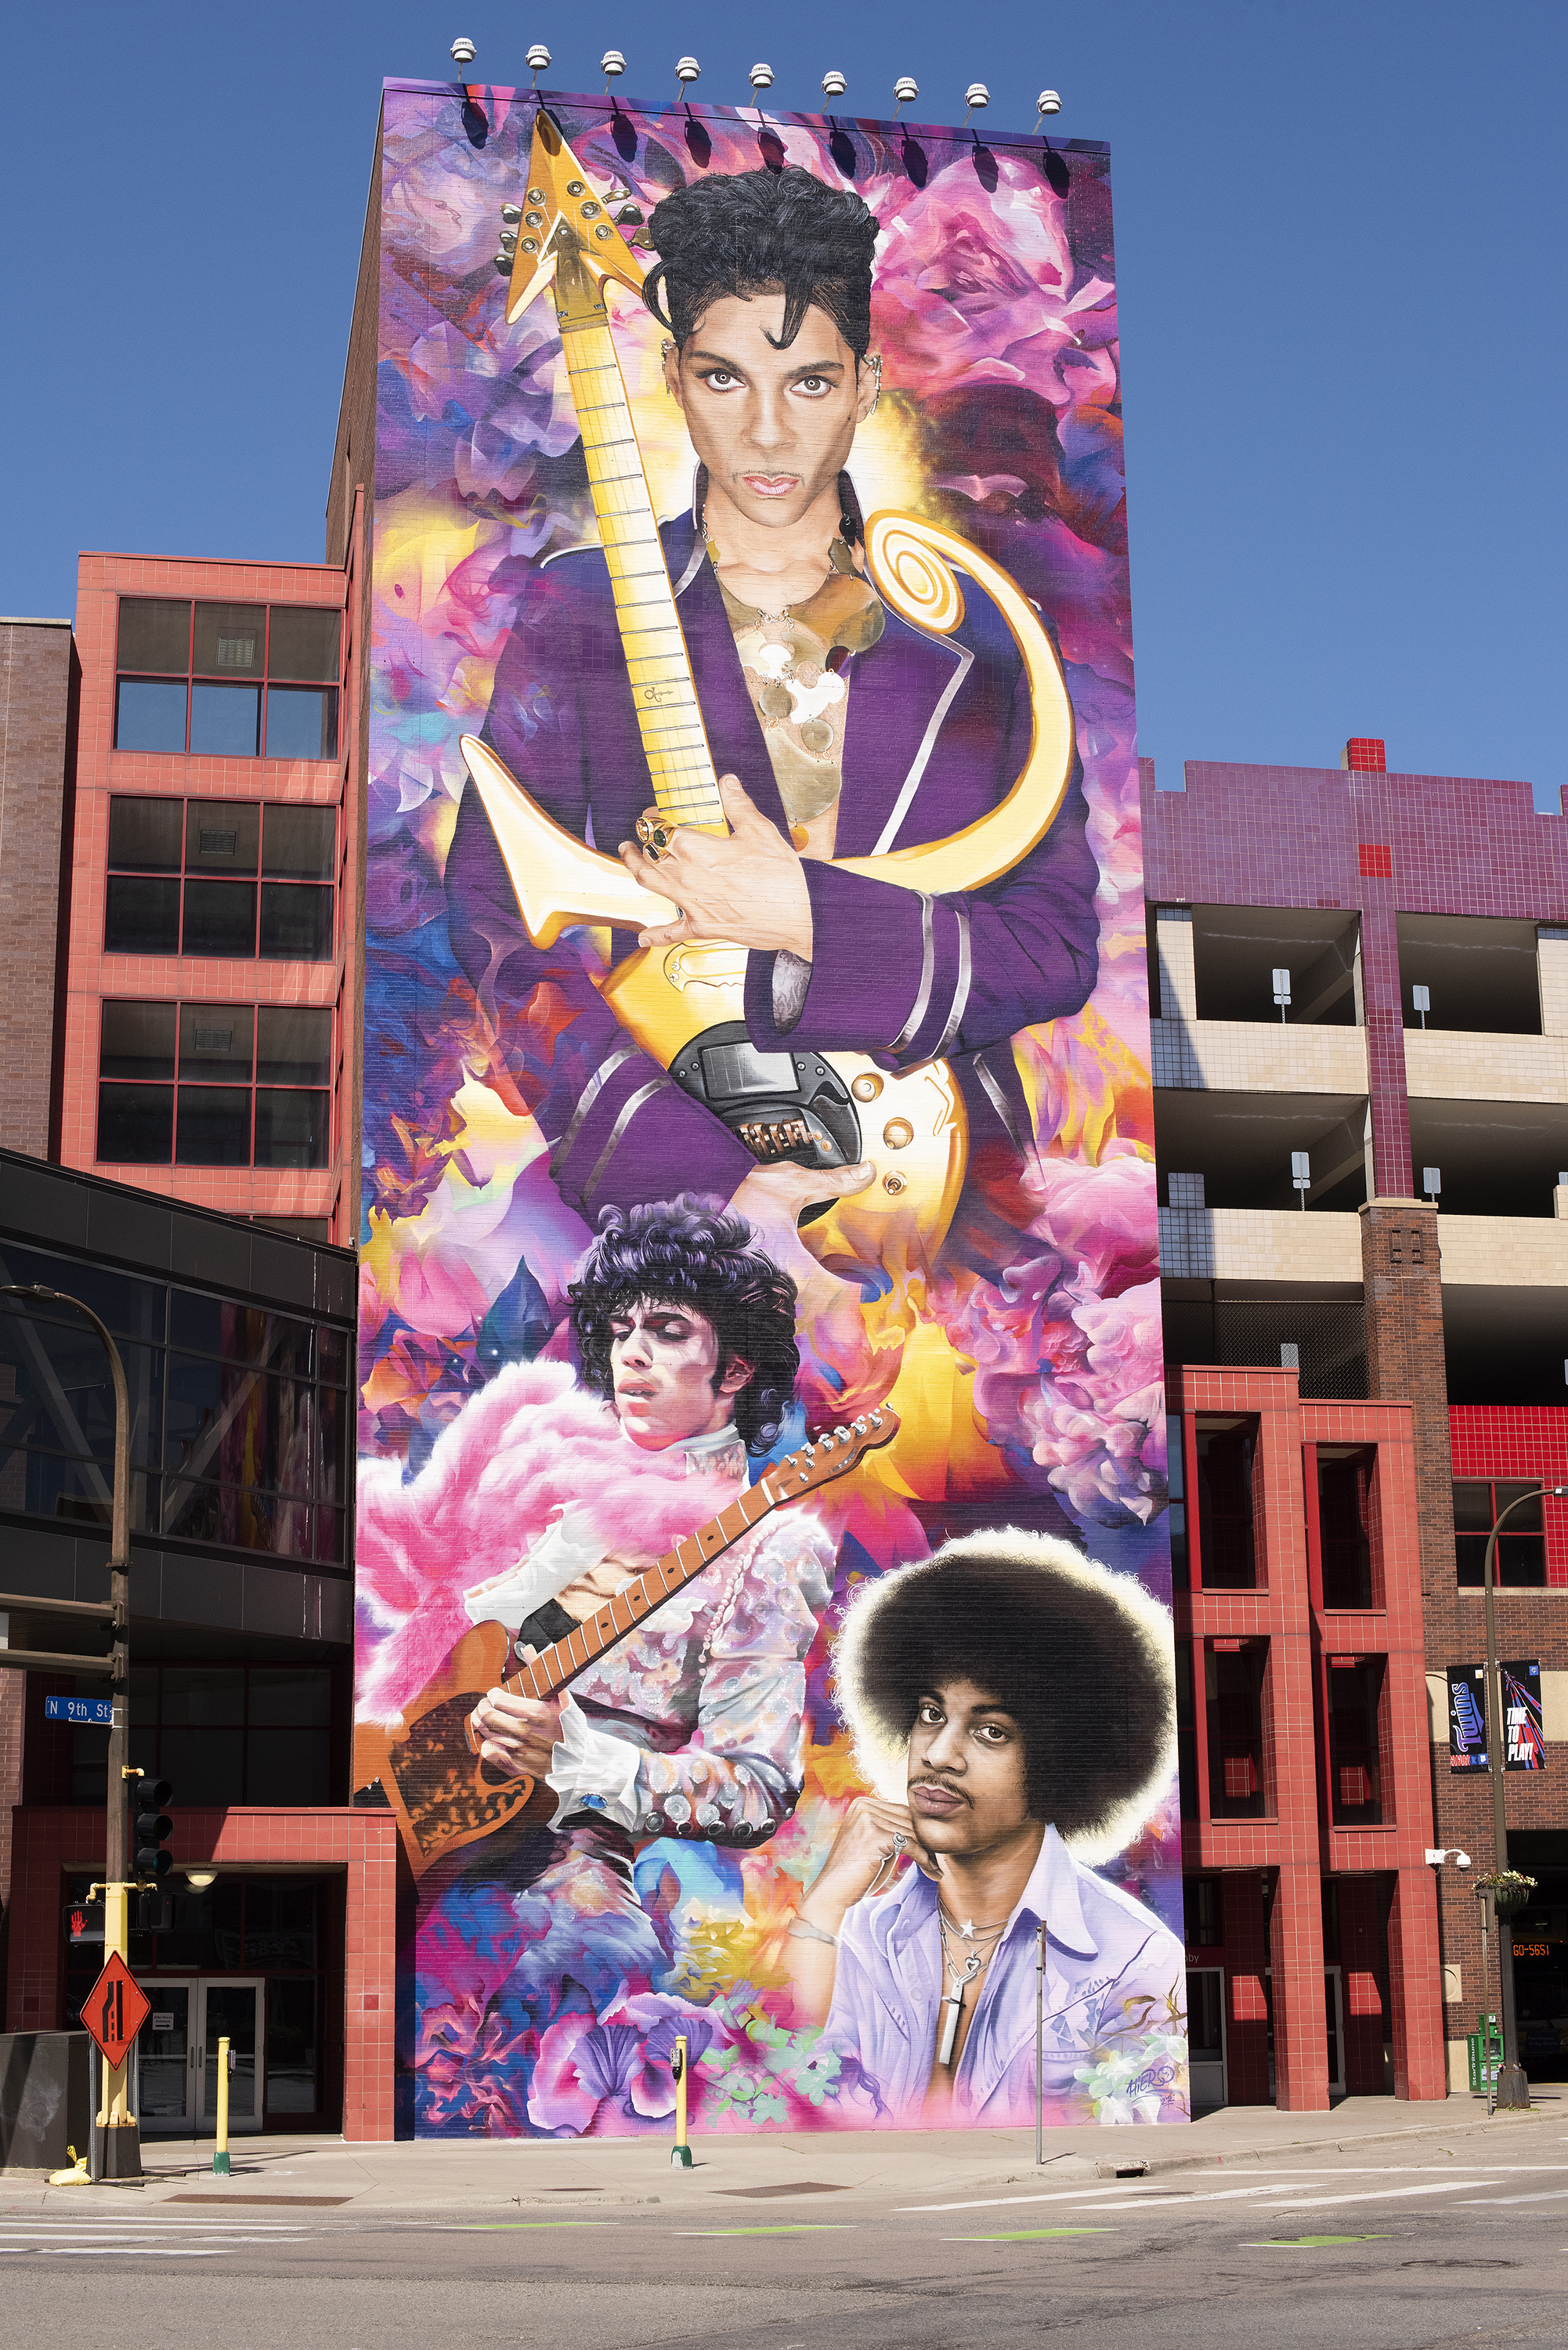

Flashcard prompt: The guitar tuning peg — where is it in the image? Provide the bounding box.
[834,1423,851,1441]
[853,1416,867,1434]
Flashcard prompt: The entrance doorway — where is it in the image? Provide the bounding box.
[1324,1965,1346,2095]
[1187,1966,1227,2108]
[136,1979,266,2135]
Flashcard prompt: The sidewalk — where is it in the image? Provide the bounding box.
[6,2090,1559,2209]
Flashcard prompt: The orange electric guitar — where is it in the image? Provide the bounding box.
[359,1405,898,1879]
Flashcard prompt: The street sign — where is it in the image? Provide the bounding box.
[45,1694,114,1726]
[81,1951,152,2071]
[65,1900,105,1945]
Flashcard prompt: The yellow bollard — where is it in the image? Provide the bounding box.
[670,2032,693,2170]
[213,2034,231,2176]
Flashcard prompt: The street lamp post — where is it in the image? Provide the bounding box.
[0,1284,140,2178]
[1480,1481,1568,2112]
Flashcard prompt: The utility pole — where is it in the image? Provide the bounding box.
[0,1284,140,2178]
[1481,1481,1568,2112]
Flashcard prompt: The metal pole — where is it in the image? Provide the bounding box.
[214,2036,232,2175]
[1481,1488,1542,2113]
[0,1285,139,2178]
[670,2033,692,2170]
[1035,1920,1046,2164]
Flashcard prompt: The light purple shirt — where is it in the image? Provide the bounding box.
[819,1826,1186,2127]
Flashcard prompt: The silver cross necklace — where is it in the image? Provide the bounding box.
[935,1905,1007,2068]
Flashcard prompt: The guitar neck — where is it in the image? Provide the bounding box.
[507,1471,780,1704]
[553,246,724,830]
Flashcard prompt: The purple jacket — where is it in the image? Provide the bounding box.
[446,507,1100,1223]
[819,1828,1186,2128]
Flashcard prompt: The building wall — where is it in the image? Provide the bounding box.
[5,1806,398,2141]
[1172,1365,1445,2106]
[60,554,359,1242]
[0,617,76,1159]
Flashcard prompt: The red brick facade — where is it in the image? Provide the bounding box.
[0,618,76,1159]
[5,1806,399,2141]
[1172,1365,1446,2107]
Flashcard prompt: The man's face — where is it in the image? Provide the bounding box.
[664,291,878,533]
[905,1677,1036,1856]
[608,1296,753,1452]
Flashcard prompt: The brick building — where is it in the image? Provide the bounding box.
[1147,739,1568,2102]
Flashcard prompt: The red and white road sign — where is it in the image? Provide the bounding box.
[82,1950,151,2071]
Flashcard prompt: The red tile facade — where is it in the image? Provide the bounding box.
[5,1806,398,2141]
[1172,1365,1445,2107]
[58,548,365,1243]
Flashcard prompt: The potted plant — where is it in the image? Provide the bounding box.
[1477,1868,1536,1917]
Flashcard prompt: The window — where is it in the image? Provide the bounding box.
[1175,1643,1197,1820]
[1328,1658,1387,1824]
[1169,1414,1189,1592]
[1187,1876,1223,1950]
[1317,1448,1378,1609]
[1454,1480,1547,1588]
[0,1239,351,1565]
[104,797,335,961]
[97,1000,331,1170]
[1206,1642,1267,1819]
[112,597,340,760]
[1195,1417,1258,1589]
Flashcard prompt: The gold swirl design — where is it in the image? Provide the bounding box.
[865,515,966,636]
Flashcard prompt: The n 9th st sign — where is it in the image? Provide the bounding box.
[83,1950,152,2072]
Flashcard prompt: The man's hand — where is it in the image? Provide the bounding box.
[727,1156,873,1249]
[618,776,814,957]
[797,1794,927,1939]
[469,1650,563,1781]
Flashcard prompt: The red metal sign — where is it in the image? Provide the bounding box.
[81,1950,151,2070]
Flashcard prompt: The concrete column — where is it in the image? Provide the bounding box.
[1155,908,1198,1027]
[1537,927,1568,1036]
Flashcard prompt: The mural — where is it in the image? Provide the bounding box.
[354,75,1184,2138]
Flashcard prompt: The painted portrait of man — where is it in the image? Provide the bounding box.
[443,159,1101,1237]
[789,1534,1183,2127]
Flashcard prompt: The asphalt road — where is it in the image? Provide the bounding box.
[4,2150,1567,2348]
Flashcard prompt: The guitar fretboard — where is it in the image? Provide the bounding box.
[555,252,724,831]
[508,1472,778,1702]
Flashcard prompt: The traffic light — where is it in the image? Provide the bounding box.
[132,1774,174,1880]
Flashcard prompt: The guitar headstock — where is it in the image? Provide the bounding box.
[500,108,647,325]
[765,1407,900,1501]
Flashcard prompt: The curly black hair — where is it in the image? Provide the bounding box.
[642,165,880,360]
[840,1538,1176,1843]
[567,1195,800,1456]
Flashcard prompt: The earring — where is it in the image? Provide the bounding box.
[660,337,676,395]
[867,352,883,419]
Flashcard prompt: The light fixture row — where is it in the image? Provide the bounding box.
[447,41,1062,125]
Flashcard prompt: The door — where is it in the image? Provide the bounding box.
[137,1978,265,2134]
[1324,1965,1346,2096]
[1186,1966,1227,2109]
[138,1985,195,2132]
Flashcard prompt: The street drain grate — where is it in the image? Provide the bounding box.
[718,2182,852,2199]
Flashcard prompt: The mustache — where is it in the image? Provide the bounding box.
[908,1775,970,1804]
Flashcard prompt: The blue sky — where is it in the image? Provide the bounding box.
[2,2,1561,787]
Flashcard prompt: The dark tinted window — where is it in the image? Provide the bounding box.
[108,797,183,871]
[189,683,260,757]
[116,598,191,674]
[100,1000,176,1082]
[175,1087,251,1167]
[182,881,256,957]
[96,1083,174,1163]
[255,1090,329,1169]
[105,876,180,955]
[256,1007,331,1086]
[266,606,340,682]
[265,687,338,761]
[179,1003,254,1082]
[262,805,334,878]
[114,680,187,754]
[186,801,259,873]
[259,884,333,962]
[192,603,265,677]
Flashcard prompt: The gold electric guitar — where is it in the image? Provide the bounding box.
[460,110,1077,1270]
[358,1405,898,1879]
